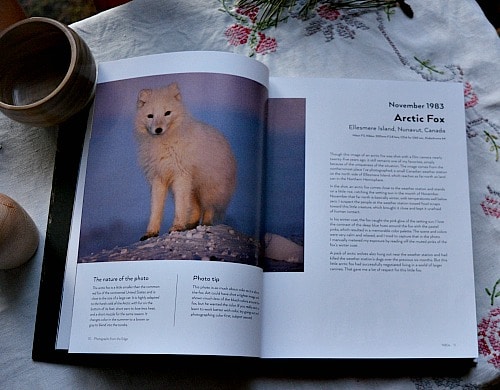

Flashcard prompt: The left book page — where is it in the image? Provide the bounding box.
[55,51,269,356]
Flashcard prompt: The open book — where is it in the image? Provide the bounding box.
[33,51,477,361]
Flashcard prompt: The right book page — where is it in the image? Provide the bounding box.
[261,77,477,359]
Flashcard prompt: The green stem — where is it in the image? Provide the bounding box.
[486,279,500,306]
[413,56,445,75]
[484,130,500,162]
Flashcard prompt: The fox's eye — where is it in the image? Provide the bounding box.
[147,114,153,119]
[165,111,171,116]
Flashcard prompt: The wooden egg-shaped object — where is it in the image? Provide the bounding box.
[0,193,39,269]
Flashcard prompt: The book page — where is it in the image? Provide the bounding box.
[261,78,477,358]
[58,52,269,356]
[69,261,262,356]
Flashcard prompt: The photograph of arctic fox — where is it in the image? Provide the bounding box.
[76,72,305,272]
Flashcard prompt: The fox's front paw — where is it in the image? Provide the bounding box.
[169,224,187,232]
[140,232,158,241]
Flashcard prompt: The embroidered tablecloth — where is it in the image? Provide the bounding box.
[1,0,499,388]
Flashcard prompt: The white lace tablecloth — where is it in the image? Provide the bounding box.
[1,0,500,388]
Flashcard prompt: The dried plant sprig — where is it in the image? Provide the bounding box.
[235,0,413,26]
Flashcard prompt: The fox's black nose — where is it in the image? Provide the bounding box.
[154,128,163,134]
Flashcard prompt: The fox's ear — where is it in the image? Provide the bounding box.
[137,89,152,108]
[169,83,182,101]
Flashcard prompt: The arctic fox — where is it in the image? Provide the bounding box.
[135,83,237,240]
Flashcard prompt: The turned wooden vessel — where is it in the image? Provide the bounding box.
[0,17,96,127]
[0,193,39,269]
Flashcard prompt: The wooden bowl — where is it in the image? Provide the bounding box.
[0,193,39,269]
[0,17,96,127]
